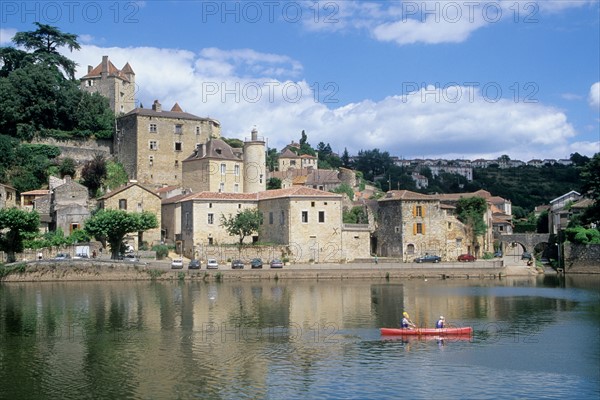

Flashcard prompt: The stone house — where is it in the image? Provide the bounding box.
[20,189,50,211]
[52,176,90,235]
[0,183,17,209]
[115,100,221,188]
[80,55,136,114]
[177,187,370,263]
[549,190,582,234]
[98,182,162,249]
[377,190,479,260]
[278,148,317,172]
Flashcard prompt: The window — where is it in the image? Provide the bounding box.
[280,210,285,225]
[86,80,94,87]
[234,184,239,193]
[149,140,158,150]
[119,199,127,210]
[208,213,214,225]
[175,142,182,151]
[269,212,274,224]
[238,204,241,209]
[219,182,224,192]
[311,201,315,207]
[259,174,263,184]
[290,160,296,166]
[149,156,154,166]
[185,212,190,228]
[395,226,401,233]
[414,223,424,234]
[149,123,157,133]
[407,244,415,254]
[318,211,325,223]
[70,223,80,234]
[175,124,183,134]
[416,205,423,217]
[174,160,179,167]
[209,203,212,208]
[196,126,200,134]
[301,211,308,223]
[234,164,240,176]
[447,222,452,229]
[137,202,142,212]
[456,238,462,247]
[221,163,226,175]
[208,237,213,245]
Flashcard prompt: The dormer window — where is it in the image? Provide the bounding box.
[216,149,222,155]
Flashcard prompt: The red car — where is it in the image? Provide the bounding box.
[458,254,476,262]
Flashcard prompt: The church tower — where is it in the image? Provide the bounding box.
[243,128,266,193]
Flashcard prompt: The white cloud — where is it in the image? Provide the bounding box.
[0,28,17,45]
[71,45,587,161]
[589,82,600,108]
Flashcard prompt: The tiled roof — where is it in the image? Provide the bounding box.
[259,186,341,200]
[156,185,180,193]
[120,107,218,122]
[171,103,183,112]
[183,139,241,162]
[279,148,298,158]
[99,182,160,200]
[21,189,49,196]
[379,190,435,201]
[82,59,132,82]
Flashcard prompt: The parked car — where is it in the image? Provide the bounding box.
[231,259,244,269]
[171,258,183,269]
[123,254,140,263]
[188,259,201,269]
[414,254,441,263]
[54,253,71,260]
[207,259,219,269]
[270,259,284,268]
[73,253,89,259]
[521,252,533,260]
[458,254,476,262]
[250,258,263,269]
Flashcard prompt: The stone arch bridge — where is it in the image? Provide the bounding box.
[496,233,551,252]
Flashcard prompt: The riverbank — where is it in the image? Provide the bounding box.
[0,259,540,282]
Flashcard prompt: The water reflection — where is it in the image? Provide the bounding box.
[0,276,598,399]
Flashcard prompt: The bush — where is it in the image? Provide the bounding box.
[152,244,169,260]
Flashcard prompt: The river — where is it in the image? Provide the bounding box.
[1,275,598,399]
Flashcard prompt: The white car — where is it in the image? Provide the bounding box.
[206,259,219,269]
[171,258,183,269]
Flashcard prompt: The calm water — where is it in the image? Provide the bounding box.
[1,275,598,400]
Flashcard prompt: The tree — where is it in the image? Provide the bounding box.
[220,208,262,245]
[455,197,488,252]
[267,177,282,190]
[341,148,351,168]
[58,157,76,178]
[12,22,81,80]
[84,209,158,260]
[0,208,40,263]
[103,161,129,192]
[137,212,158,249]
[331,183,354,201]
[343,206,368,224]
[266,147,279,172]
[579,153,600,226]
[81,154,107,197]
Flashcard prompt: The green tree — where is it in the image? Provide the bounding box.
[137,212,158,249]
[0,208,40,263]
[12,22,81,80]
[267,177,282,190]
[579,153,600,226]
[266,147,279,172]
[341,148,351,168]
[353,149,393,182]
[81,154,107,197]
[58,157,76,178]
[103,161,129,191]
[343,206,368,224]
[84,209,158,260]
[220,208,262,245]
[331,183,354,201]
[455,197,488,251]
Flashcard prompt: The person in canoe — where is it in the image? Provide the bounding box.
[436,316,446,329]
[401,312,416,329]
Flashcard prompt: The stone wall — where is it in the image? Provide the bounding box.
[564,243,600,274]
[30,137,113,162]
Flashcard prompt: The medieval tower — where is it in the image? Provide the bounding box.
[80,55,136,114]
[243,128,266,193]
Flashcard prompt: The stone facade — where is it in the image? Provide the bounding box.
[80,55,136,114]
[377,190,473,261]
[115,100,221,188]
[175,187,369,262]
[278,148,317,172]
[0,183,17,209]
[564,243,600,274]
[98,182,162,248]
[52,176,90,235]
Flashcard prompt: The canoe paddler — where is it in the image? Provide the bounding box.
[401,312,416,329]
[436,316,446,329]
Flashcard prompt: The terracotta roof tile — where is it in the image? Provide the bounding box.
[21,189,50,196]
[99,182,160,200]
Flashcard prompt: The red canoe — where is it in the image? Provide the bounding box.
[380,327,473,336]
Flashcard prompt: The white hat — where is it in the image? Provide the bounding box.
[440,316,445,319]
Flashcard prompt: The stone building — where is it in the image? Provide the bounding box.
[182,128,266,194]
[98,182,162,248]
[0,183,17,209]
[176,186,370,262]
[115,100,221,188]
[278,147,317,172]
[52,176,90,235]
[377,190,471,260]
[80,55,136,114]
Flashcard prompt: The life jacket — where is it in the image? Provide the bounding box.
[436,320,444,328]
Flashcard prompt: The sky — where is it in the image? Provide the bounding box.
[1,0,599,161]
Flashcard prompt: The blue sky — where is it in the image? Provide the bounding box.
[1,0,599,161]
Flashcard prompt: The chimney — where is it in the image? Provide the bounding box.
[101,55,109,76]
[152,100,162,112]
[87,65,93,73]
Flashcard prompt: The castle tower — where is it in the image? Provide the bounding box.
[80,55,136,114]
[243,127,266,193]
